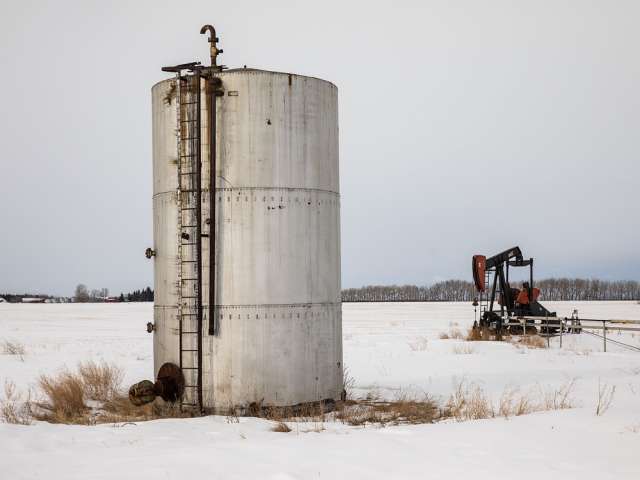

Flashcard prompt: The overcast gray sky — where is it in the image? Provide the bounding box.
[0,0,638,296]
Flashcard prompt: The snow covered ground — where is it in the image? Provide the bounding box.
[1,301,639,479]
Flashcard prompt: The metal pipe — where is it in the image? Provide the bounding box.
[502,322,640,332]
[516,316,640,324]
[208,74,219,335]
[195,71,203,411]
[200,25,222,68]
[574,325,640,332]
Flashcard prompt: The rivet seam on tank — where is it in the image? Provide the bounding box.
[218,309,335,321]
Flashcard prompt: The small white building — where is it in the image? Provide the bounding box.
[21,297,46,303]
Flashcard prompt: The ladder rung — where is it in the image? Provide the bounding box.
[181,331,199,334]
[182,137,199,141]
[181,349,198,352]
[180,367,199,370]
[182,260,197,263]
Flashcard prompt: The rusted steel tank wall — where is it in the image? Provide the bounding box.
[151,70,342,411]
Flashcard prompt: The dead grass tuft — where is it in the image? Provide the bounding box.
[514,335,547,349]
[444,380,492,420]
[442,378,576,422]
[539,379,576,411]
[343,367,356,400]
[2,340,26,360]
[0,381,33,425]
[465,327,548,350]
[78,360,123,402]
[335,394,440,427]
[466,325,495,341]
[271,421,292,432]
[35,371,88,423]
[31,361,198,425]
[595,379,616,416]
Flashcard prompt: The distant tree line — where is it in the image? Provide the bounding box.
[123,287,154,302]
[0,293,69,303]
[73,284,153,303]
[535,278,639,301]
[341,278,640,302]
[342,280,476,303]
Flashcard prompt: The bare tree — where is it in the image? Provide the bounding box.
[74,284,90,303]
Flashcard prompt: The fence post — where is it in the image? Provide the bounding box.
[559,317,563,349]
[546,315,550,348]
[603,320,607,352]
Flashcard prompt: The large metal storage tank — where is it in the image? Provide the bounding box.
[147,30,342,413]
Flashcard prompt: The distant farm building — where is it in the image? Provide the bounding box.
[21,297,46,303]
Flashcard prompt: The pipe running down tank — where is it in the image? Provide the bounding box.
[130,25,343,413]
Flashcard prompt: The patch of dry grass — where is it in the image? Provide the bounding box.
[78,361,123,402]
[30,361,198,425]
[465,326,549,351]
[335,394,440,427]
[538,379,576,410]
[271,421,292,432]
[466,326,495,341]
[444,380,493,420]
[0,381,33,425]
[343,367,355,400]
[513,335,547,349]
[35,371,88,423]
[2,340,26,361]
[443,379,576,422]
[595,379,616,416]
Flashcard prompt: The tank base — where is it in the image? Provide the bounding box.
[204,397,340,417]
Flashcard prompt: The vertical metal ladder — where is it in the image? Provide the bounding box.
[176,72,203,410]
[479,269,491,321]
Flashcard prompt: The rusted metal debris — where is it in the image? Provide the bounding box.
[128,362,185,406]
